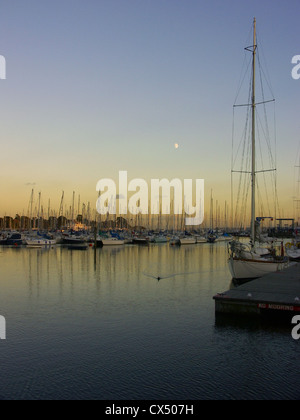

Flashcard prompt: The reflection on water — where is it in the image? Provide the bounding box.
[0,243,299,400]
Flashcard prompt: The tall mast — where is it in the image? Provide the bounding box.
[37,192,41,231]
[29,189,34,231]
[251,17,257,245]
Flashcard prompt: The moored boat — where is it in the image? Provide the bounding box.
[102,237,125,246]
[62,234,87,246]
[179,236,196,245]
[132,236,149,245]
[25,238,56,248]
[228,18,288,280]
[154,235,168,243]
[3,233,24,246]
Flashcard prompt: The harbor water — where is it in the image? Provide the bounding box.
[0,242,299,400]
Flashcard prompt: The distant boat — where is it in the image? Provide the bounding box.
[132,236,149,245]
[1,233,24,246]
[102,237,125,246]
[62,234,87,246]
[179,236,196,245]
[154,235,168,243]
[207,231,217,243]
[195,235,207,244]
[25,238,56,248]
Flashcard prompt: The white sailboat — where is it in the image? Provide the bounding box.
[228,18,288,280]
[179,236,196,245]
[25,237,56,248]
[102,237,125,246]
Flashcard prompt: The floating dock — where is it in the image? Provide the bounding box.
[214,263,300,317]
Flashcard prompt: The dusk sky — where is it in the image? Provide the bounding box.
[0,0,299,222]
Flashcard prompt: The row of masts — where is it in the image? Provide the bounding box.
[1,188,236,232]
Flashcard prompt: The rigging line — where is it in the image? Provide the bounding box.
[257,47,278,217]
[256,110,276,170]
[241,175,251,229]
[231,106,249,170]
[256,183,265,218]
[257,111,276,220]
[231,106,235,228]
[257,102,276,163]
[269,99,278,221]
[235,104,252,228]
[231,106,235,171]
[256,34,275,99]
[233,54,252,106]
[234,124,249,223]
[232,77,252,170]
[233,21,254,106]
[257,56,275,170]
[256,119,273,218]
[236,131,251,229]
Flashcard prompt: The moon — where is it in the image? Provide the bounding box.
[174,143,179,149]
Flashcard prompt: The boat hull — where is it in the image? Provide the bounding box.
[62,237,87,245]
[179,238,196,245]
[154,237,168,243]
[25,239,56,247]
[102,239,125,246]
[195,237,207,244]
[228,256,288,280]
[132,238,149,245]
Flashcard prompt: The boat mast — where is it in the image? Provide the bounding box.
[251,17,257,246]
[37,192,41,232]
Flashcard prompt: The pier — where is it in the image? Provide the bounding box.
[214,263,300,318]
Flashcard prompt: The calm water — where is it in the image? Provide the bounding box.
[0,242,299,400]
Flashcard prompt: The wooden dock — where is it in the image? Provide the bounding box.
[214,263,300,317]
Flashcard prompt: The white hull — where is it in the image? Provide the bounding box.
[25,239,56,247]
[229,256,288,280]
[102,238,125,246]
[180,238,196,245]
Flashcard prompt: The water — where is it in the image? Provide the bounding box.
[0,242,299,400]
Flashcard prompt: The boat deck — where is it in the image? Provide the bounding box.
[213,263,300,317]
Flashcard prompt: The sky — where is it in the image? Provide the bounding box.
[0,0,299,223]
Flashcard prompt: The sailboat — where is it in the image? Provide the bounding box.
[228,18,289,280]
[207,190,217,243]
